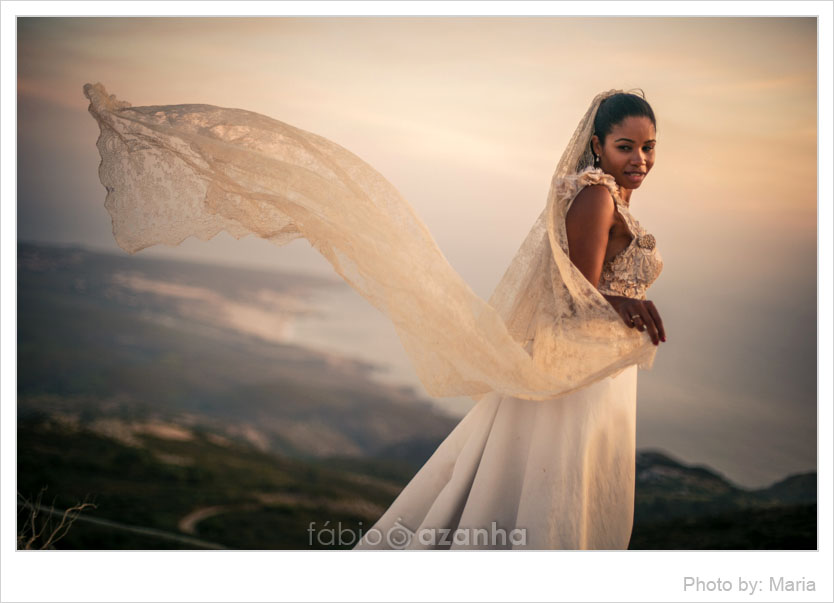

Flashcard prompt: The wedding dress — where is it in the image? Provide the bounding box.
[354,171,662,550]
[82,84,663,550]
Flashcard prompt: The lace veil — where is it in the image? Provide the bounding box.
[83,83,657,403]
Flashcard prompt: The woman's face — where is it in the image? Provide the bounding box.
[592,115,656,190]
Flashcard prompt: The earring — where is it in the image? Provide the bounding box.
[593,153,599,165]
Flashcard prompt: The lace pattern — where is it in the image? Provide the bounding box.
[597,193,663,300]
[82,84,662,403]
[558,167,663,301]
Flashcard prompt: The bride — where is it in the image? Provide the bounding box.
[354,91,665,550]
[82,84,665,550]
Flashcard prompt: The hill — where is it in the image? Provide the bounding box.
[17,242,816,549]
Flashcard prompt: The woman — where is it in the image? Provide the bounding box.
[575,93,665,345]
[82,85,665,550]
[352,92,665,550]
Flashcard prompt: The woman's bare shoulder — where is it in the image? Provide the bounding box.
[566,184,616,226]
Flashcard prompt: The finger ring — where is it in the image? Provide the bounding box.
[630,314,641,320]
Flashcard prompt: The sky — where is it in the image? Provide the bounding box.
[15,16,819,489]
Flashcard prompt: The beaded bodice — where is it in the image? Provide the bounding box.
[596,190,663,300]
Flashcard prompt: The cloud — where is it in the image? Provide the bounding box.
[110,271,314,344]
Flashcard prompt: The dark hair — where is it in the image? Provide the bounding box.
[593,91,656,146]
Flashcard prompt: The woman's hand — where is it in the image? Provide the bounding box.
[602,294,666,345]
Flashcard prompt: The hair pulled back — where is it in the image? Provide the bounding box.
[593,90,656,147]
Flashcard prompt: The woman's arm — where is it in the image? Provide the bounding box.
[565,185,665,345]
[565,184,616,288]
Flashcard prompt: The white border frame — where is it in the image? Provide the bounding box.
[2,2,831,602]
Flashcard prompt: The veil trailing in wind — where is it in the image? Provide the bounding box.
[83,83,657,403]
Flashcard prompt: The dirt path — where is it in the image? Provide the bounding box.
[178,492,387,535]
[178,503,258,534]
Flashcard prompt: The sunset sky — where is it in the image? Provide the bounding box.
[15,16,818,489]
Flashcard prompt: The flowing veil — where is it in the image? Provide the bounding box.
[83,83,657,404]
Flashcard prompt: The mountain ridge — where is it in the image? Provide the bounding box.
[17,241,816,549]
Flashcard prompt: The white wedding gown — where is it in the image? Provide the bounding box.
[80,84,663,551]
[355,188,661,550]
[354,364,638,550]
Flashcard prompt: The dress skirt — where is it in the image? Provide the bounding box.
[353,364,639,550]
